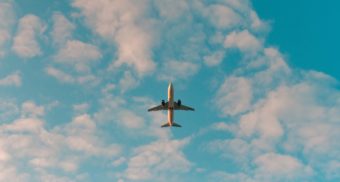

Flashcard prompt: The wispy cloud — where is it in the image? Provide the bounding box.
[123,138,191,181]
[158,60,199,81]
[51,12,75,46]
[54,40,102,73]
[72,0,156,76]
[12,14,44,58]
[215,76,252,116]
[0,71,21,87]
[0,1,15,57]
[0,112,121,181]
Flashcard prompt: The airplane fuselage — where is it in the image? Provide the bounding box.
[167,82,174,126]
[147,82,194,127]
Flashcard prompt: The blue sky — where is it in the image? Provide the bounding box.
[0,0,340,181]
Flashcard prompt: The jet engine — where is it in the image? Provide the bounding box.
[177,99,181,106]
[161,100,165,106]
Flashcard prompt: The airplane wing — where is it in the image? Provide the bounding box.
[148,103,168,112]
[174,102,195,111]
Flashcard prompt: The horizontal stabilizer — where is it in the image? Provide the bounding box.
[172,122,181,127]
[161,123,170,127]
[161,122,181,127]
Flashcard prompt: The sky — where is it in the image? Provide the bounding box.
[0,0,340,182]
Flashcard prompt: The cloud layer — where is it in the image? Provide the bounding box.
[0,0,339,181]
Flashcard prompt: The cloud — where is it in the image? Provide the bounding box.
[0,164,29,182]
[253,153,313,180]
[111,23,156,75]
[0,1,15,57]
[205,4,241,29]
[224,30,262,55]
[250,10,269,32]
[153,0,189,20]
[45,66,99,86]
[158,60,199,81]
[215,76,252,116]
[12,14,44,58]
[0,112,121,179]
[73,103,90,114]
[209,48,340,181]
[45,66,75,83]
[124,138,191,181]
[116,109,144,129]
[112,157,126,167]
[0,71,21,87]
[202,1,340,179]
[209,171,249,182]
[72,0,156,75]
[119,71,139,93]
[0,100,19,122]
[21,101,45,118]
[204,51,225,67]
[211,122,237,133]
[54,40,102,72]
[49,12,101,87]
[51,12,75,45]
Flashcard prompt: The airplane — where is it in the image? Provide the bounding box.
[148,82,194,127]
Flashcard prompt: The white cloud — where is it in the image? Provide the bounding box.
[153,0,189,20]
[0,164,29,182]
[0,148,11,161]
[204,51,225,67]
[1,118,44,133]
[111,23,156,75]
[119,71,139,93]
[21,101,45,118]
[73,103,90,114]
[45,66,75,83]
[54,40,102,73]
[207,138,251,166]
[250,10,269,32]
[124,138,191,181]
[72,0,156,75]
[101,83,115,94]
[253,153,313,180]
[158,60,199,81]
[12,14,44,58]
[251,47,291,85]
[0,112,121,179]
[211,122,236,133]
[0,71,21,87]
[0,100,19,122]
[51,12,75,45]
[222,0,250,12]
[112,157,126,167]
[210,64,340,180]
[206,4,241,29]
[0,1,15,57]
[224,30,262,55]
[46,66,99,85]
[215,76,252,116]
[209,171,249,182]
[116,109,144,129]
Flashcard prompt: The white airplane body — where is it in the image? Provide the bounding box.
[148,82,194,127]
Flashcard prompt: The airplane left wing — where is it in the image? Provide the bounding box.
[174,102,195,111]
[148,104,167,112]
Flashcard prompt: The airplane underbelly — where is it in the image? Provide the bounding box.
[168,109,173,124]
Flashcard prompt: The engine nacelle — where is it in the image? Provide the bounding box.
[177,99,181,106]
[161,100,165,106]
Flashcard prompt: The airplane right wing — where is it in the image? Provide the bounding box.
[174,102,195,111]
[147,103,168,112]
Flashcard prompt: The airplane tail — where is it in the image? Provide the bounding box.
[161,122,181,128]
